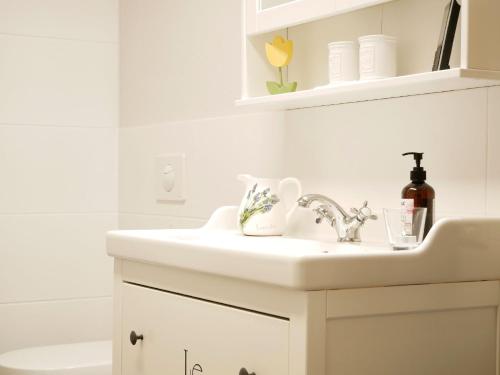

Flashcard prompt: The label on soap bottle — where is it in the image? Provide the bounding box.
[401,199,414,236]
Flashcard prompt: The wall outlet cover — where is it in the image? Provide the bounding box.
[155,153,186,202]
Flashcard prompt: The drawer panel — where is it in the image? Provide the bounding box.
[121,283,289,375]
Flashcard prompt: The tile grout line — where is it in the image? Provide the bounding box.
[0,123,117,129]
[0,31,117,45]
[119,111,281,129]
[286,85,500,112]
[0,295,112,306]
[118,212,207,220]
[0,212,118,216]
[485,88,490,215]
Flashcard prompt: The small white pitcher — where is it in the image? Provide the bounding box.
[237,174,302,236]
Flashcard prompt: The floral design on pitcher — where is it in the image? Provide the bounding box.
[239,184,280,229]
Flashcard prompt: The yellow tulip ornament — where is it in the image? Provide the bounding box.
[265,36,297,95]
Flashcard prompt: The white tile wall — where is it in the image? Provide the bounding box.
[119,214,205,230]
[119,0,242,125]
[0,126,117,213]
[487,86,500,215]
[0,214,115,304]
[0,0,118,42]
[119,0,269,230]
[0,35,117,127]
[285,88,489,241]
[119,0,498,244]
[0,0,117,354]
[0,297,112,354]
[119,112,286,220]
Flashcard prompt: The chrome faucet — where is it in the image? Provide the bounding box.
[297,194,377,242]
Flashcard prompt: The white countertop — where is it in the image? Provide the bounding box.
[107,207,500,290]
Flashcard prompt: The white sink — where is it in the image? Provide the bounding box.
[107,206,500,290]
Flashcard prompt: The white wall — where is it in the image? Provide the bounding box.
[120,0,243,124]
[119,1,500,243]
[119,0,285,229]
[0,1,118,353]
[285,87,500,241]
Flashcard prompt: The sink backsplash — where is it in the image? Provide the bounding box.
[120,87,500,240]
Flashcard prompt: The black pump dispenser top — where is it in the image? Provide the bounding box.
[403,152,427,182]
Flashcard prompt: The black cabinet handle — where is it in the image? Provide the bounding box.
[130,331,144,345]
[239,368,256,375]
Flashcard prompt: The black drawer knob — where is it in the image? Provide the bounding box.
[130,331,144,345]
[239,368,256,375]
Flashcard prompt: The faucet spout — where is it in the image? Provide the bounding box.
[297,194,349,219]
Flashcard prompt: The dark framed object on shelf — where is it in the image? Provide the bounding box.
[433,0,461,71]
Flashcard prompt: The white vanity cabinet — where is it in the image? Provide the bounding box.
[112,260,500,375]
[108,216,500,375]
[120,282,289,375]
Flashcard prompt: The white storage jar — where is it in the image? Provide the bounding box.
[328,41,359,84]
[358,34,397,80]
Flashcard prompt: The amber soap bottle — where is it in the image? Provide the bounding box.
[402,152,435,238]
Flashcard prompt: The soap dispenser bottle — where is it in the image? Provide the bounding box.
[402,152,435,238]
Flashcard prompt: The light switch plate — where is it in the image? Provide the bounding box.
[155,153,186,202]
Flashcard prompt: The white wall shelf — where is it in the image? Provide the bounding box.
[239,0,500,111]
[236,68,500,110]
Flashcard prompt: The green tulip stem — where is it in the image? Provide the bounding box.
[279,67,284,86]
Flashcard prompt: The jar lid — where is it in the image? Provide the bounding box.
[358,34,397,43]
[328,40,356,48]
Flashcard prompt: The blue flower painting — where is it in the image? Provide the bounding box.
[239,184,280,229]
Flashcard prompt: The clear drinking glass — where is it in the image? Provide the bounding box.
[383,208,427,250]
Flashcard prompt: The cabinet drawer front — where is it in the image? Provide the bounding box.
[121,283,289,375]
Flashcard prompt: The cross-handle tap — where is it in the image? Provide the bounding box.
[351,201,378,223]
[313,204,336,225]
[297,194,377,242]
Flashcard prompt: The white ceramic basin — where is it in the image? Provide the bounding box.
[107,206,500,290]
